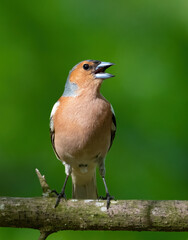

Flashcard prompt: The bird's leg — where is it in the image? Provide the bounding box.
[52,174,69,208]
[52,163,72,208]
[98,159,114,209]
[100,177,114,209]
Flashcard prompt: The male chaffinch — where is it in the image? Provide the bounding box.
[50,60,116,209]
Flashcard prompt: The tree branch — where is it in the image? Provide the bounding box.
[0,169,187,240]
[0,197,187,232]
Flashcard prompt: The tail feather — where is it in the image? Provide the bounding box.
[72,170,97,199]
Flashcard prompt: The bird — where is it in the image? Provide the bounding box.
[50,60,116,209]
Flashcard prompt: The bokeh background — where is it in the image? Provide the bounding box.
[0,0,188,239]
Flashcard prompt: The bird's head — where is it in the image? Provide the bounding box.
[68,60,114,89]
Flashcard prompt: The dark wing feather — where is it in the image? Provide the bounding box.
[50,116,61,160]
[108,110,116,151]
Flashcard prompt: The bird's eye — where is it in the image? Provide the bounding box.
[83,64,90,70]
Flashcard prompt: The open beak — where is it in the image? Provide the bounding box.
[94,61,115,79]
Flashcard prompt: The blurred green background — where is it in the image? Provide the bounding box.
[0,0,188,239]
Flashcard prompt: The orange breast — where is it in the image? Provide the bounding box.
[53,95,112,163]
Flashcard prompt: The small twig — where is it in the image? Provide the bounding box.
[38,231,52,240]
[35,168,54,197]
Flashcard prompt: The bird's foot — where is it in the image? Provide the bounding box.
[99,193,115,209]
[51,190,66,208]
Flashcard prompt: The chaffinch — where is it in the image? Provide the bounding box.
[50,60,116,209]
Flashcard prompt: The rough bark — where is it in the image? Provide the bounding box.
[0,197,188,233]
[0,169,187,239]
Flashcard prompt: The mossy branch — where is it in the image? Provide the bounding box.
[0,169,187,240]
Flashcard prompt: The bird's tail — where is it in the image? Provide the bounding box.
[71,169,97,199]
